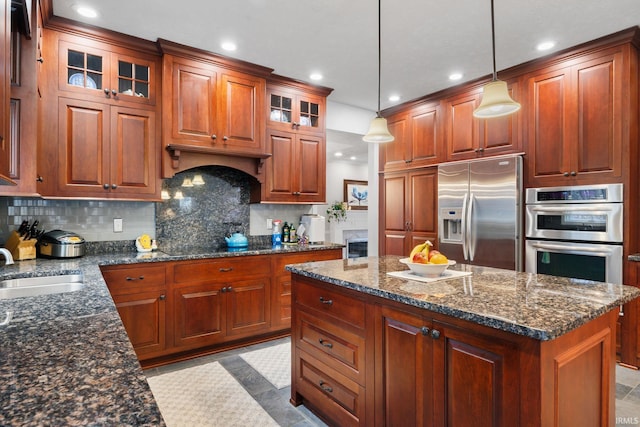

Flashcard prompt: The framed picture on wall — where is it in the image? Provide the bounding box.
[344,180,368,210]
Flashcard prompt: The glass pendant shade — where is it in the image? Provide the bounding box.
[473,80,521,118]
[363,116,394,143]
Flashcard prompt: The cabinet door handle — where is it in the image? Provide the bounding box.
[292,191,301,196]
[111,184,117,189]
[421,326,430,336]
[104,88,111,97]
[319,380,333,393]
[36,176,43,182]
[318,338,333,349]
[111,89,117,96]
[211,134,217,140]
[431,329,441,339]
[319,296,333,305]
[37,57,44,63]
[219,267,233,272]
[570,171,577,176]
[103,183,110,190]
[223,136,229,141]
[477,147,484,153]
[563,172,570,177]
[126,276,145,281]
[159,294,166,301]
[226,286,232,292]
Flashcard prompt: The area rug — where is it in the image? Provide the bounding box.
[239,342,291,389]
[146,361,279,427]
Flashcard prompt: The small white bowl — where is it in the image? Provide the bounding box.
[399,258,456,277]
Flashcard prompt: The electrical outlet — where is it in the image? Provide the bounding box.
[266,218,273,230]
[113,218,123,233]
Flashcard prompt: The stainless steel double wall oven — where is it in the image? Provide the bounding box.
[525,184,623,284]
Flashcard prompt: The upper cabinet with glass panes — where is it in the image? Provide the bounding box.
[267,86,325,135]
[58,41,157,105]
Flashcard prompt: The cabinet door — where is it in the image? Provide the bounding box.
[173,283,226,349]
[218,71,265,153]
[110,106,157,196]
[408,168,437,236]
[374,306,432,427]
[410,103,441,167]
[110,52,156,105]
[431,321,520,426]
[296,133,325,202]
[480,81,521,156]
[445,91,481,161]
[0,0,11,182]
[296,93,325,134]
[380,112,409,171]
[57,97,110,195]
[264,130,295,201]
[168,58,218,145]
[58,40,110,96]
[113,289,167,358]
[226,277,271,337]
[381,173,408,256]
[526,67,572,184]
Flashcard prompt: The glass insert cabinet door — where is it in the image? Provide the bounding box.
[269,91,322,132]
[66,47,104,90]
[117,59,150,99]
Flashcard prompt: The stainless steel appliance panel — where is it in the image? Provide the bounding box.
[438,155,522,271]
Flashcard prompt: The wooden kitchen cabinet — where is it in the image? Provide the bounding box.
[260,129,325,203]
[444,81,521,162]
[380,167,438,256]
[160,44,267,168]
[380,100,443,171]
[0,0,12,184]
[271,249,343,329]
[172,256,271,351]
[268,84,326,135]
[101,264,168,359]
[38,28,162,200]
[525,46,624,187]
[291,276,371,427]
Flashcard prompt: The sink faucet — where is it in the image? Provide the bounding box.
[0,248,14,266]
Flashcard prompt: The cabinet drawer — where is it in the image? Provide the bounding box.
[274,249,342,273]
[101,264,166,295]
[296,312,365,384]
[296,349,364,427]
[173,257,266,284]
[295,281,365,329]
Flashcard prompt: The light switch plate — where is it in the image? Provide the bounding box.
[113,218,123,233]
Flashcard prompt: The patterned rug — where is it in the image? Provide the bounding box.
[239,342,291,389]
[146,361,279,427]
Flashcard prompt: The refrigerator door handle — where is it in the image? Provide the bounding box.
[461,193,469,261]
[467,193,475,261]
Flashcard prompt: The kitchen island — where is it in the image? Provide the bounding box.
[287,256,640,427]
[0,243,341,426]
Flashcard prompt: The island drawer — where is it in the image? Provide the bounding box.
[294,280,365,329]
[172,257,266,284]
[101,264,166,295]
[274,249,342,273]
[295,311,365,384]
[295,348,365,427]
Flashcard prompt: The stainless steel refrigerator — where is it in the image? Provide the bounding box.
[438,155,523,271]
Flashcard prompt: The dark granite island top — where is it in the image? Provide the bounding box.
[0,243,341,426]
[286,255,640,341]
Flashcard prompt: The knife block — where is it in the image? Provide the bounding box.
[4,231,37,261]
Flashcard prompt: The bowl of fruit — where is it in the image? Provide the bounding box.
[399,241,455,277]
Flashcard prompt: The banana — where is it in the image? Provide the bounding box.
[421,240,433,258]
[409,240,432,259]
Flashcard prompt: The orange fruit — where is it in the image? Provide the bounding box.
[429,253,449,264]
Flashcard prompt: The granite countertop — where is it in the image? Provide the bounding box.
[286,255,640,341]
[0,243,341,426]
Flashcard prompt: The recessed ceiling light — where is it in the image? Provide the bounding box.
[449,73,463,81]
[75,6,98,18]
[221,41,237,52]
[334,152,343,157]
[388,95,400,102]
[310,73,323,81]
[537,41,556,51]
[350,156,357,161]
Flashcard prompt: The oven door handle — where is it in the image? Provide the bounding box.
[529,206,618,213]
[529,241,619,256]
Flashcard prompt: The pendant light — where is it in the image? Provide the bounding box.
[473,0,521,118]
[363,0,394,143]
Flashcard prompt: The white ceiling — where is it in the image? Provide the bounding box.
[50,0,640,164]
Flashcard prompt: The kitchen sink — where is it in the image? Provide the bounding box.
[0,274,85,299]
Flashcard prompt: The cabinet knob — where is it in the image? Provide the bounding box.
[318,338,334,349]
[292,191,301,196]
[111,184,117,189]
[570,171,577,176]
[477,147,485,153]
[421,326,430,336]
[104,88,111,97]
[563,172,570,177]
[223,136,229,141]
[36,176,43,183]
[319,296,333,305]
[103,183,110,190]
[159,294,166,301]
[211,134,217,140]
[36,57,44,63]
[431,329,441,339]
[111,89,117,96]
[227,286,232,292]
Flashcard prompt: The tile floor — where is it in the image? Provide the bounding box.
[146,338,640,427]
